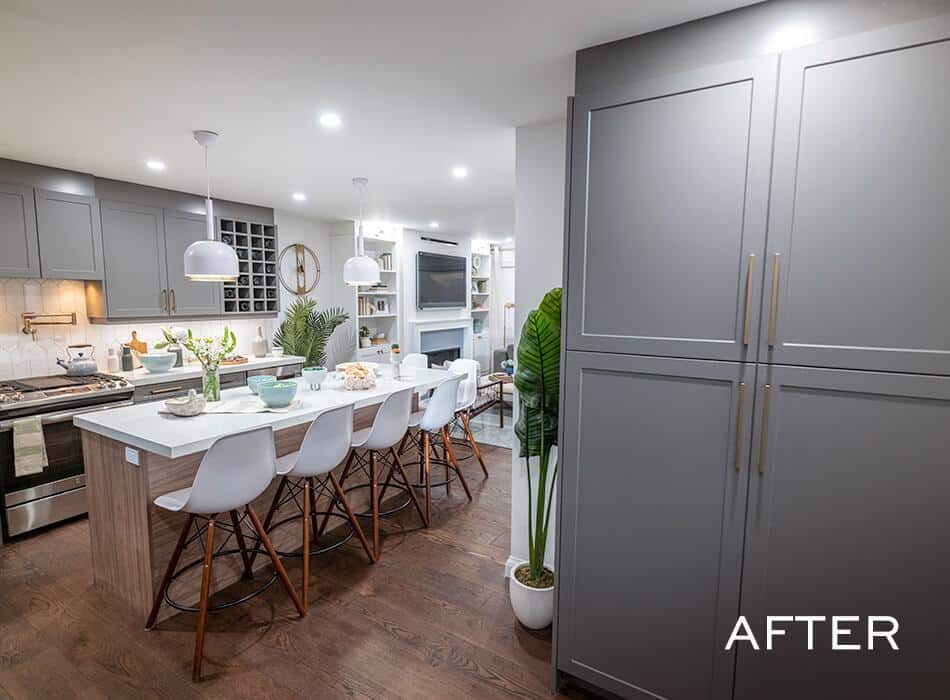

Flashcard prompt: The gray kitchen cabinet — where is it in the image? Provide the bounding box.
[99,200,168,318]
[760,16,950,375]
[736,364,950,700]
[34,189,104,280]
[163,209,221,316]
[564,55,777,362]
[556,351,754,700]
[0,182,40,278]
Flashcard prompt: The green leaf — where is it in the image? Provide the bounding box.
[273,297,348,366]
[513,287,562,457]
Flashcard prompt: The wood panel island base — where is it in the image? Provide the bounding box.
[75,369,447,624]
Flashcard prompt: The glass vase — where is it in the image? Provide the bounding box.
[202,364,221,402]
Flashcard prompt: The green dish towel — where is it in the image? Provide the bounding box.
[13,415,48,477]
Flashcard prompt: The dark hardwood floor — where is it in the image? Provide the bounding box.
[0,443,587,699]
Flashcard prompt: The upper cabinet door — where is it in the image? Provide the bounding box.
[100,200,168,318]
[0,183,40,278]
[565,55,777,361]
[162,210,221,316]
[738,364,950,700]
[34,189,104,280]
[760,16,950,374]
[557,351,754,700]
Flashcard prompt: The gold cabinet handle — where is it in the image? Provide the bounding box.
[149,385,184,396]
[170,289,177,312]
[758,384,771,474]
[743,254,755,346]
[161,289,168,311]
[768,253,781,347]
[735,381,746,472]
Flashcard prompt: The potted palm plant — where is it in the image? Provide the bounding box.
[510,287,561,629]
[272,297,349,367]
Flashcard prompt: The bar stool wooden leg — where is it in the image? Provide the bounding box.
[302,480,311,613]
[145,513,194,630]
[370,451,380,560]
[248,476,287,568]
[390,447,429,527]
[192,517,217,682]
[329,473,375,563]
[461,412,489,477]
[229,510,253,578]
[318,450,356,537]
[246,506,306,618]
[422,432,432,525]
[441,427,472,501]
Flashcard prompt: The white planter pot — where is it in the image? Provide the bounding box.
[509,567,554,629]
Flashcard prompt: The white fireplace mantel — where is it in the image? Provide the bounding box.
[408,318,473,359]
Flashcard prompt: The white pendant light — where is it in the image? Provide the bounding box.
[343,176,380,286]
[184,130,239,282]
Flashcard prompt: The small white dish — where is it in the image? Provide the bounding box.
[164,389,206,417]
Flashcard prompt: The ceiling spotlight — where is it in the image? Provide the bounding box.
[146,160,166,171]
[319,112,343,129]
[451,165,469,179]
[429,221,440,228]
[292,192,307,201]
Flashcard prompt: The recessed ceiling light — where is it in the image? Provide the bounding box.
[146,159,166,171]
[319,112,343,129]
[292,192,307,202]
[451,165,469,179]
[429,221,440,228]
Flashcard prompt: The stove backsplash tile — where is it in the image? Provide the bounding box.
[0,279,277,380]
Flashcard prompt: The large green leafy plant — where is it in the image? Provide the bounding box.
[273,298,349,367]
[513,287,561,587]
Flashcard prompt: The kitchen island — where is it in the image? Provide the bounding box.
[74,366,448,621]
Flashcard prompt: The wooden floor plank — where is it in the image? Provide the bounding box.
[0,443,592,699]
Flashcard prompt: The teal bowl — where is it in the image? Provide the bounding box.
[139,353,176,374]
[247,374,278,395]
[258,381,297,408]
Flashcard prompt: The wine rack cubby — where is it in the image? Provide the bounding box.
[219,219,280,315]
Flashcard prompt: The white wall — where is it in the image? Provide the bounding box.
[508,118,566,576]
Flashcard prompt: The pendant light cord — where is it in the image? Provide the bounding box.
[357,182,365,256]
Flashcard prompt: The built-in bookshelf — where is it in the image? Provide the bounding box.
[327,221,402,364]
[471,245,491,373]
[219,218,279,315]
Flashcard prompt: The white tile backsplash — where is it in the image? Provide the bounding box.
[0,279,276,380]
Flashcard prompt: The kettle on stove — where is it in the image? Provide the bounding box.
[57,344,99,376]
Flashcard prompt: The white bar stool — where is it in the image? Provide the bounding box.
[333,387,427,560]
[448,358,489,478]
[256,404,374,611]
[409,374,471,523]
[401,352,429,370]
[144,426,305,682]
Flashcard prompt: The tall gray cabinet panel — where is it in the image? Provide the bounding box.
[99,200,167,318]
[736,364,950,700]
[34,189,104,280]
[163,210,220,316]
[0,183,40,278]
[557,351,754,700]
[564,56,777,362]
[760,16,950,375]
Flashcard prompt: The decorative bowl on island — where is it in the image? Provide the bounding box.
[139,352,177,374]
[341,362,377,391]
[302,366,328,390]
[164,389,206,417]
[247,374,278,395]
[258,381,298,408]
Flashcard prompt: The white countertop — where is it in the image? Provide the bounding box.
[75,366,449,458]
[116,355,306,387]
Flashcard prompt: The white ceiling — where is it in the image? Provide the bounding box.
[0,0,756,236]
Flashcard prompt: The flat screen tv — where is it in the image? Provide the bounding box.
[417,252,467,309]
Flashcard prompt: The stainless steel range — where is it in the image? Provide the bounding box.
[0,373,133,539]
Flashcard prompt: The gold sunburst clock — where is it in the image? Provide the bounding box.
[277,243,321,295]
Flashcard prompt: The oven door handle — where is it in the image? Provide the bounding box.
[0,399,135,431]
